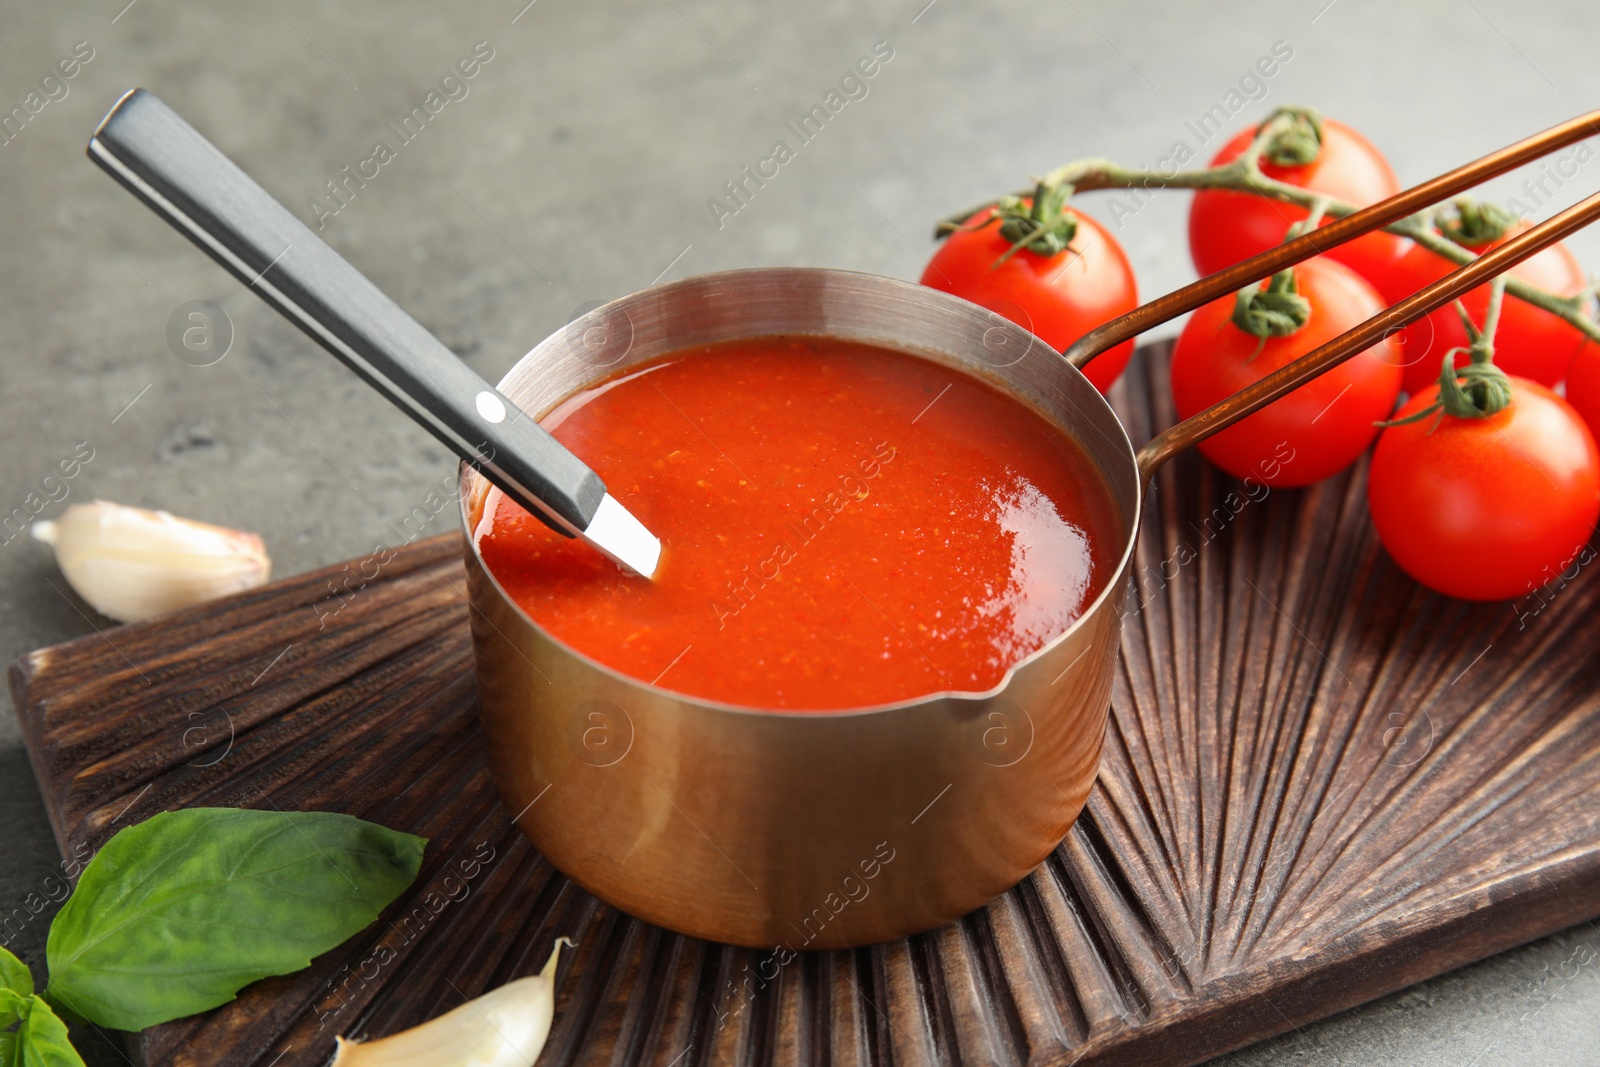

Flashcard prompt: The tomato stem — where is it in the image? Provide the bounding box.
[1293,199,1331,234]
[1379,276,1514,431]
[989,181,1080,266]
[1436,197,1515,247]
[1257,106,1324,167]
[1232,267,1311,359]
[1479,273,1508,352]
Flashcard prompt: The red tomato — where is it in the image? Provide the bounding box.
[921,206,1138,394]
[1189,118,1407,291]
[1368,378,1599,601]
[1170,258,1403,487]
[1565,339,1600,442]
[1374,224,1588,395]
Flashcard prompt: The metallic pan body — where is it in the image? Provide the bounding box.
[460,268,1141,949]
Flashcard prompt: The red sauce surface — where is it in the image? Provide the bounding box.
[476,337,1120,711]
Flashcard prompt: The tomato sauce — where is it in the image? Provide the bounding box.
[474,337,1119,710]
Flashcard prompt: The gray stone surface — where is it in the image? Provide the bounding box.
[3,0,1598,1063]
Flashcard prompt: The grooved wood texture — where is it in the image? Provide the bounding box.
[12,343,1600,1067]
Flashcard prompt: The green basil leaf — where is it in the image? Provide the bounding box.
[0,946,31,998]
[45,808,425,1031]
[0,1029,16,1067]
[1,987,28,1033]
[16,996,84,1067]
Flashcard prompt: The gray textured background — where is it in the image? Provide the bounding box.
[3,1,1598,1063]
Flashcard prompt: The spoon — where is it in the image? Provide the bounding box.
[86,89,661,579]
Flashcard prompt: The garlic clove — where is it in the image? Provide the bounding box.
[33,501,271,623]
[331,938,572,1067]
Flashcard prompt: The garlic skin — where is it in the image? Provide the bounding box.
[32,501,271,623]
[332,939,571,1067]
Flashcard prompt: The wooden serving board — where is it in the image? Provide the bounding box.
[13,343,1600,1067]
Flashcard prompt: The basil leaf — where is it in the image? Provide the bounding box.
[1,987,28,1033]
[1,946,32,1043]
[16,996,84,1067]
[0,946,31,998]
[45,808,425,1031]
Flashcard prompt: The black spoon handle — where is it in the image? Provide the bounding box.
[88,88,603,537]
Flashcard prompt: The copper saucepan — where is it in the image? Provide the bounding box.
[465,114,1600,951]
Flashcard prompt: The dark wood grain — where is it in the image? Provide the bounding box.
[12,342,1600,1067]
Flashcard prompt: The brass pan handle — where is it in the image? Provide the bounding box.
[1057,110,1600,482]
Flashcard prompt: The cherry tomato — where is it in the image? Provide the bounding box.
[1374,224,1588,395]
[921,206,1138,394]
[1564,339,1600,443]
[1367,378,1599,601]
[1170,257,1403,487]
[1189,118,1407,291]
